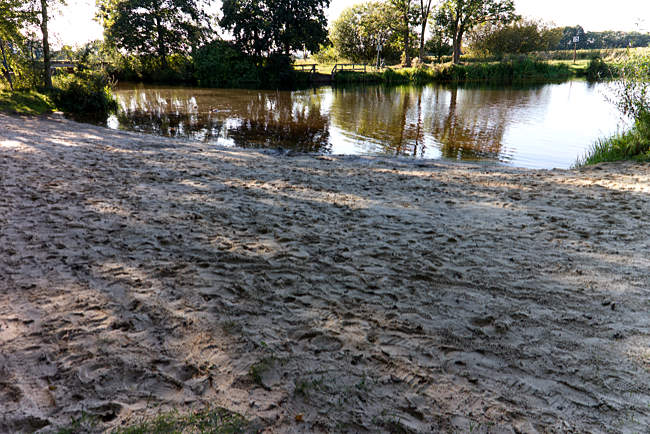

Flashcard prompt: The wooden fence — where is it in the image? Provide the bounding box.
[331,63,367,79]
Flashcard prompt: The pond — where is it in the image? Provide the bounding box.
[108,81,623,169]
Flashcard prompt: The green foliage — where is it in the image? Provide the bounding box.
[557,25,650,50]
[262,53,298,88]
[51,70,117,120]
[469,19,562,59]
[388,0,418,64]
[585,56,613,81]
[329,1,406,64]
[434,0,517,64]
[97,0,211,60]
[220,0,329,57]
[313,44,342,64]
[0,89,55,114]
[608,54,650,120]
[109,53,195,84]
[0,0,32,43]
[193,40,260,88]
[424,29,453,62]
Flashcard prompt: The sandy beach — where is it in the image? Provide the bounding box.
[0,112,648,433]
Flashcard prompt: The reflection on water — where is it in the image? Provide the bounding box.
[110,81,621,169]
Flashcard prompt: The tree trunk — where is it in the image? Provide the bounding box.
[418,0,432,61]
[419,21,426,61]
[153,3,168,67]
[404,11,411,66]
[452,27,464,64]
[40,0,52,88]
[0,38,14,91]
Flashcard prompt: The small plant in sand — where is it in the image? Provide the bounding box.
[293,376,326,398]
[249,356,276,386]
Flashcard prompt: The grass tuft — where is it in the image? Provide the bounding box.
[575,114,650,166]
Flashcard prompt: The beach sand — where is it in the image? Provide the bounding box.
[0,113,648,433]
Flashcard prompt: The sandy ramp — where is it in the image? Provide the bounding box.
[0,113,649,433]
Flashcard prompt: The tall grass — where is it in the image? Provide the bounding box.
[575,123,650,166]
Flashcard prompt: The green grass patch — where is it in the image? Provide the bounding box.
[575,114,650,166]
[0,89,56,115]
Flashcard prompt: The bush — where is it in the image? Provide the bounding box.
[193,40,260,88]
[586,57,613,81]
[51,71,117,120]
[262,54,298,88]
[608,54,650,120]
[106,53,194,84]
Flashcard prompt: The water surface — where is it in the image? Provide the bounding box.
[109,81,623,169]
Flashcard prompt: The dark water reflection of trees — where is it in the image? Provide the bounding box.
[114,86,331,153]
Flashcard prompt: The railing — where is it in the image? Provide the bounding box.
[331,63,367,79]
[50,60,77,69]
[293,63,316,74]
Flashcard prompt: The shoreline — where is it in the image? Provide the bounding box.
[1,113,648,432]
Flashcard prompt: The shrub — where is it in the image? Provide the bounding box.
[608,54,650,120]
[51,71,117,120]
[193,40,260,88]
[586,56,613,81]
[107,53,194,84]
[262,54,297,88]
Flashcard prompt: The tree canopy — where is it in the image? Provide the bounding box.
[329,1,406,64]
[557,26,650,50]
[469,19,562,58]
[434,0,517,64]
[96,0,211,61]
[220,0,330,58]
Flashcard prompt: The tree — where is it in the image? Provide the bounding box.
[39,0,53,87]
[424,22,452,62]
[96,0,211,64]
[18,0,65,88]
[269,0,330,56]
[557,25,586,50]
[469,18,562,58]
[329,1,404,64]
[434,0,517,64]
[0,0,26,89]
[389,0,415,65]
[220,0,330,58]
[417,0,435,61]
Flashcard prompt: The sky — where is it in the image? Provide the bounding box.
[51,0,649,48]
